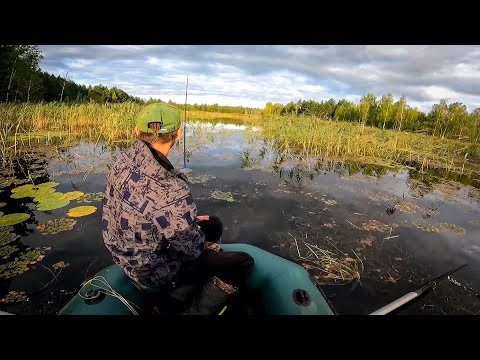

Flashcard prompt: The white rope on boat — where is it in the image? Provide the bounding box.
[78,275,141,315]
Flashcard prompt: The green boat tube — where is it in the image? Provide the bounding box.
[58,243,334,315]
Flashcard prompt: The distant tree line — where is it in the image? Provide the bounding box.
[264,94,480,143]
[0,45,143,104]
[145,98,261,115]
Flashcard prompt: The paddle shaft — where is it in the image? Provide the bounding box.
[369,263,467,315]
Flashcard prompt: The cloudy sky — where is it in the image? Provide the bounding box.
[39,45,480,112]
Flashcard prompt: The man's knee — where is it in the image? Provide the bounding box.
[238,252,254,272]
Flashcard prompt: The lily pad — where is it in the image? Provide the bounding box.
[36,182,59,189]
[211,190,235,202]
[37,198,70,211]
[0,202,6,208]
[37,218,77,235]
[0,213,30,227]
[11,184,34,193]
[11,186,56,199]
[0,227,19,246]
[0,211,3,217]
[0,291,28,304]
[76,192,104,203]
[0,245,18,260]
[67,206,97,217]
[33,191,63,203]
[59,191,85,201]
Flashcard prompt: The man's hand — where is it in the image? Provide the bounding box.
[205,241,221,252]
[196,215,210,222]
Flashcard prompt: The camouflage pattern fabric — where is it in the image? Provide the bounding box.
[102,140,205,287]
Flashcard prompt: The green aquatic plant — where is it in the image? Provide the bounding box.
[0,291,28,304]
[0,227,19,246]
[33,191,63,203]
[17,248,45,264]
[67,206,97,217]
[211,190,235,202]
[188,175,216,184]
[36,198,70,211]
[52,261,69,270]
[0,202,6,208]
[0,213,30,227]
[35,182,59,189]
[10,186,55,199]
[411,221,439,232]
[0,245,18,260]
[0,260,30,279]
[438,222,466,235]
[76,192,104,203]
[59,191,84,201]
[37,218,77,235]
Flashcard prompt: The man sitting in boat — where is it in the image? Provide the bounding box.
[101,102,254,314]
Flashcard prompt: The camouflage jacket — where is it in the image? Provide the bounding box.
[102,140,205,287]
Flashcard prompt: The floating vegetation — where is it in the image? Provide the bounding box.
[17,248,45,264]
[361,219,397,233]
[188,175,216,184]
[59,191,85,201]
[321,199,337,206]
[0,260,30,279]
[36,198,70,211]
[11,184,34,193]
[0,245,18,260]
[0,211,3,217]
[408,179,432,199]
[0,227,19,246]
[0,213,30,227]
[412,221,439,232]
[0,202,6,208]
[421,208,440,219]
[211,191,235,202]
[37,218,77,235]
[10,186,55,199]
[290,239,363,285]
[52,171,66,176]
[322,223,336,229]
[52,261,70,270]
[0,291,28,304]
[468,187,480,202]
[394,201,419,214]
[33,191,63,203]
[362,189,395,203]
[76,192,104,203]
[67,206,97,217]
[433,181,463,201]
[438,222,466,235]
[36,182,59,189]
[0,248,44,279]
[358,235,375,247]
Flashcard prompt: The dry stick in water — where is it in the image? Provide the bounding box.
[347,220,362,230]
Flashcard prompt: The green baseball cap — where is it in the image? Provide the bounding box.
[135,103,181,134]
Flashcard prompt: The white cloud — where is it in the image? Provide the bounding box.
[39,45,480,112]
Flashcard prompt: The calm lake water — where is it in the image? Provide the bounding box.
[1,121,480,315]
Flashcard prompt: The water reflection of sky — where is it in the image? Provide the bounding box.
[1,120,480,315]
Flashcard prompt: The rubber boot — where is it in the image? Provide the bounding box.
[182,276,238,315]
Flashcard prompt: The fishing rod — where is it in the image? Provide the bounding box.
[183,75,188,175]
[369,263,468,315]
